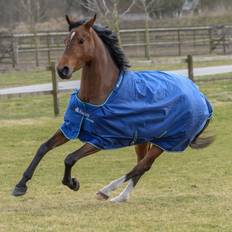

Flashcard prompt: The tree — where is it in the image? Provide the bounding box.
[18,0,48,31]
[76,0,136,45]
[136,0,162,59]
[144,0,184,18]
[0,0,48,31]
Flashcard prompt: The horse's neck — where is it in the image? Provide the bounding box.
[78,34,119,105]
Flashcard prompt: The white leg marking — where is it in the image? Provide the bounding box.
[110,179,134,203]
[98,175,126,197]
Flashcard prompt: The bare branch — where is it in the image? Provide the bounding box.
[120,0,136,17]
[102,0,110,16]
[137,0,163,13]
[79,0,98,12]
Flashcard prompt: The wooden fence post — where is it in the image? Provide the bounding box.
[50,62,59,116]
[222,28,226,54]
[186,54,194,82]
[144,28,151,60]
[11,35,17,68]
[46,33,51,65]
[177,30,181,56]
[34,32,39,66]
[208,28,213,54]
[193,30,196,49]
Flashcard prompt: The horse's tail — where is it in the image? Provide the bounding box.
[189,119,215,149]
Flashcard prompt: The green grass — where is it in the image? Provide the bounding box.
[0,70,81,89]
[133,58,232,71]
[0,70,232,231]
[0,82,231,231]
[0,70,51,88]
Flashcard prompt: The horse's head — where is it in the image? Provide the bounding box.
[57,14,96,79]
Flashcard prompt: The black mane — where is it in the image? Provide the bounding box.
[68,20,130,71]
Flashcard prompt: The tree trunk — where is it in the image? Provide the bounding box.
[113,1,121,46]
[144,8,150,60]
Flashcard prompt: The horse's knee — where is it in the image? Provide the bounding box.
[64,153,75,167]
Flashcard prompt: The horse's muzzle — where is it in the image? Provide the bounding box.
[57,66,72,79]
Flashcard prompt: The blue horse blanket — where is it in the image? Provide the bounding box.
[60,71,213,152]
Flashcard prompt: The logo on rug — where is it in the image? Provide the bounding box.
[75,107,90,117]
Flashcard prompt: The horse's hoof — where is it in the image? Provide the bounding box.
[96,191,109,201]
[71,178,80,191]
[12,185,27,197]
[62,178,80,191]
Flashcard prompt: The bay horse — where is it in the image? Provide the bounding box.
[12,15,214,203]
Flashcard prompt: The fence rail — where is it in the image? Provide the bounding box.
[1,25,232,69]
[1,56,232,115]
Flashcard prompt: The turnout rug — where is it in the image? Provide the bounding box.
[60,70,213,152]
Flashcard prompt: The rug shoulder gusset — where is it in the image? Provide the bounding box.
[60,92,84,140]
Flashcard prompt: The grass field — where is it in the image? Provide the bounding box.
[0,70,232,231]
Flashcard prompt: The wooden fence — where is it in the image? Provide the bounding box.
[1,25,232,69]
[1,55,232,116]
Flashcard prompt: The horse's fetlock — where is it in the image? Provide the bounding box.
[23,172,31,182]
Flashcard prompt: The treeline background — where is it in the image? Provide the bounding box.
[0,0,232,32]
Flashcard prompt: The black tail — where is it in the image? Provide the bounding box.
[190,119,215,149]
[190,135,215,149]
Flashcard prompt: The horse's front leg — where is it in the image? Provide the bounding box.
[62,143,99,191]
[12,130,68,197]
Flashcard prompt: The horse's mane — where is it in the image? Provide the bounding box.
[68,20,130,71]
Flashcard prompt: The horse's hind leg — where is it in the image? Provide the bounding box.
[96,143,151,201]
[12,130,68,197]
[110,145,163,203]
[136,143,151,162]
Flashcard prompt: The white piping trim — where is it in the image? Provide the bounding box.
[59,127,102,150]
[59,127,72,140]
[85,142,102,150]
[150,142,170,152]
[59,116,84,140]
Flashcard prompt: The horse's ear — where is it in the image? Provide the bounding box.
[65,15,74,26]
[84,14,97,30]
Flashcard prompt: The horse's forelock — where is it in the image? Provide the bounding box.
[68,20,86,31]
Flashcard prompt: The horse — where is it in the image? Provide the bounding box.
[12,14,214,203]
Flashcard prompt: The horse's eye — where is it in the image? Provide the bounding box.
[79,38,84,44]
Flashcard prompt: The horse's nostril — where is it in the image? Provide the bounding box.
[57,66,71,79]
[62,66,70,76]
